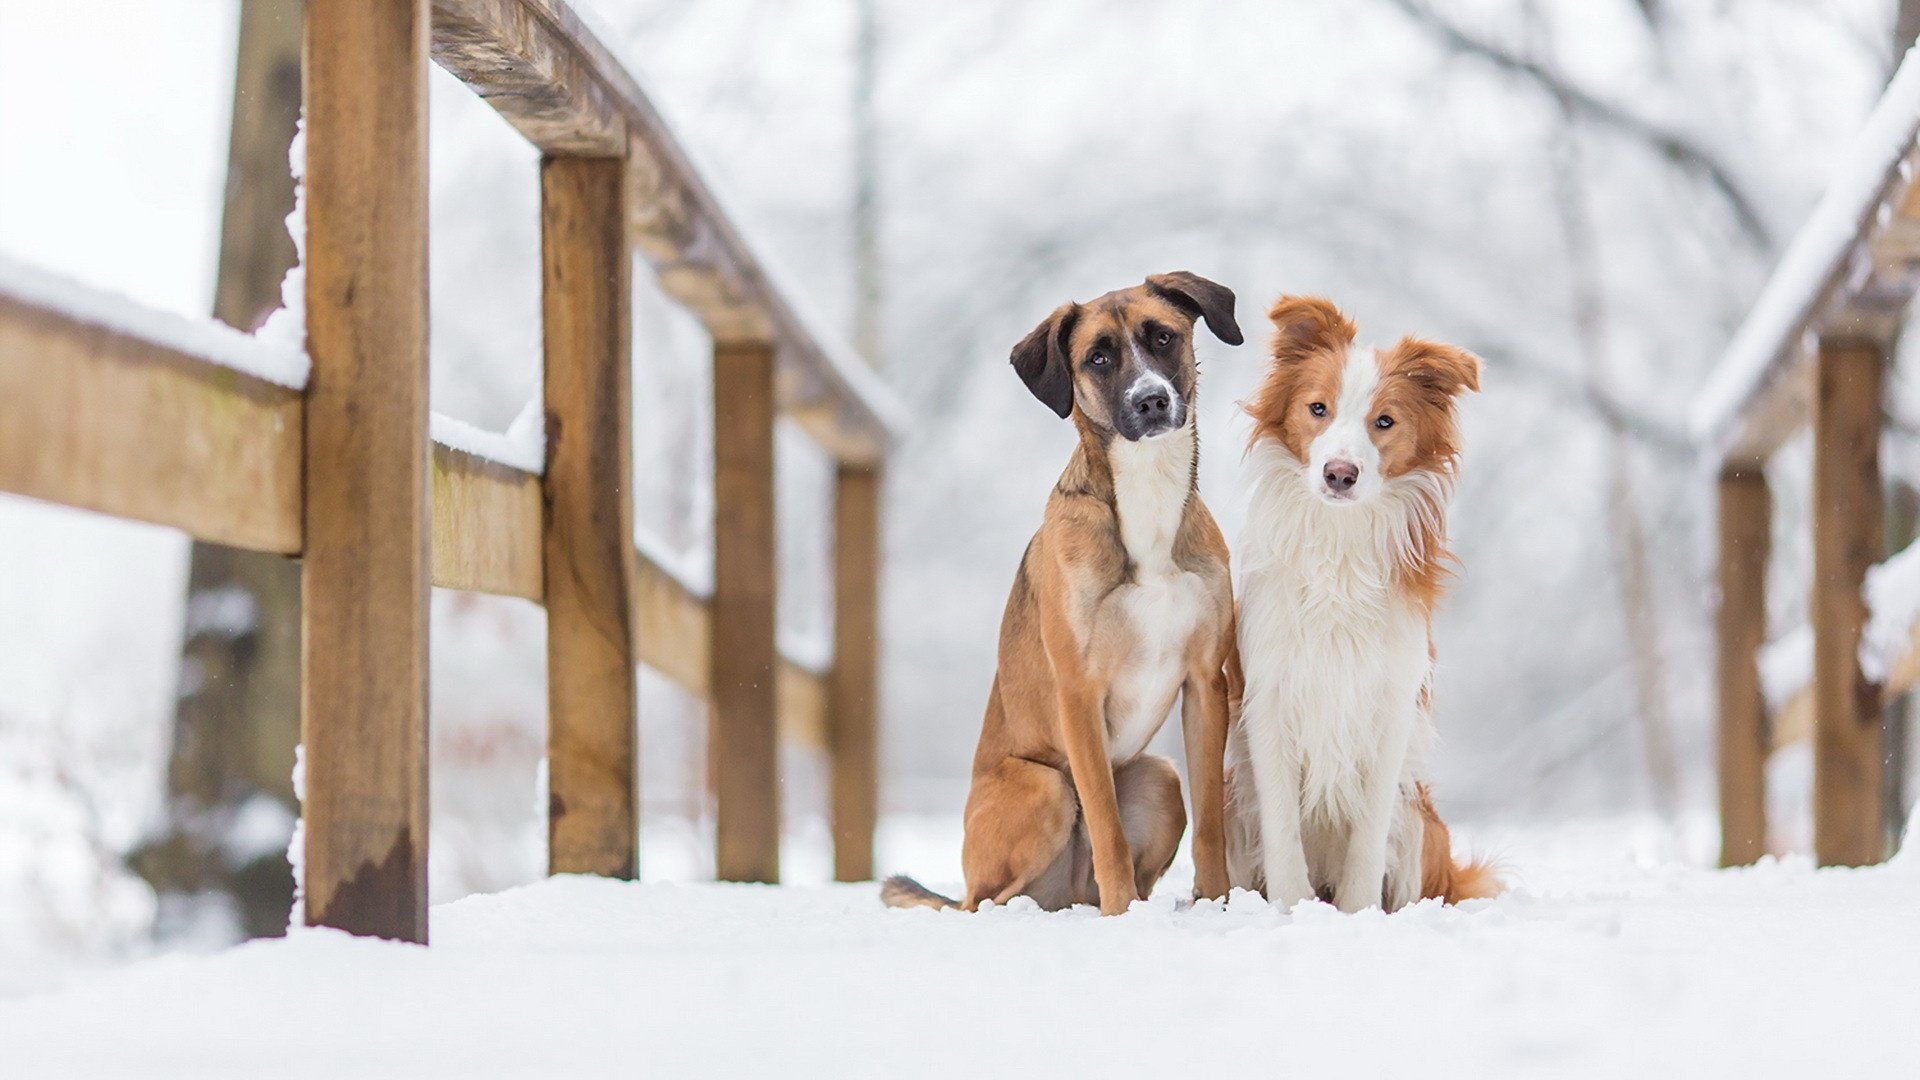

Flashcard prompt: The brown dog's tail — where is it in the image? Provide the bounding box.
[880,875,962,911]
[1414,783,1505,904]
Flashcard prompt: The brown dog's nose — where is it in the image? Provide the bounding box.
[1133,390,1170,417]
[1323,461,1359,492]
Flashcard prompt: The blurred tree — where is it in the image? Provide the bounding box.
[1529,1,1682,822]
[130,0,303,940]
[852,0,885,366]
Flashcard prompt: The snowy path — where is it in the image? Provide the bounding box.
[2,819,1915,1079]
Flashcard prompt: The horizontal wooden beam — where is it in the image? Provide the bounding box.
[431,445,543,600]
[0,281,826,744]
[0,291,304,553]
[429,0,624,154]
[631,543,826,749]
[427,0,905,464]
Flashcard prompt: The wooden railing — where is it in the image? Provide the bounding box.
[1691,50,1920,870]
[0,0,904,943]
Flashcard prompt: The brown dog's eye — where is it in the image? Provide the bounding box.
[1155,330,1172,348]
[1088,350,1109,367]
[1309,402,1327,417]
[1375,415,1394,430]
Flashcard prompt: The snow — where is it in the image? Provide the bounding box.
[430,401,546,476]
[1753,535,1920,707]
[0,813,1915,1078]
[251,116,306,361]
[1690,43,1920,448]
[1862,537,1920,682]
[1758,625,1811,712]
[635,526,714,598]
[0,253,309,390]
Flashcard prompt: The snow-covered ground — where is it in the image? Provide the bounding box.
[1,813,1913,1079]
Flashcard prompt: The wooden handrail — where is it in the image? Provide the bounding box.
[0,278,832,749]
[3,0,890,938]
[1690,52,1920,466]
[1696,51,1920,868]
[430,0,906,465]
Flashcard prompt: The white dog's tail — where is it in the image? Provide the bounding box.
[1414,784,1504,903]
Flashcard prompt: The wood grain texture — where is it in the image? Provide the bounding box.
[427,0,905,463]
[299,0,433,942]
[429,0,624,154]
[1715,468,1770,867]
[629,551,827,748]
[829,466,881,882]
[711,340,780,883]
[432,445,543,600]
[1811,336,1886,867]
[0,294,303,552]
[541,156,639,879]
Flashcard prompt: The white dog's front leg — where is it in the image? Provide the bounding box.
[1246,715,1313,908]
[1336,711,1414,913]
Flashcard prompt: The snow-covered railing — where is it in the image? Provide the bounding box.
[0,0,892,944]
[430,0,906,464]
[1692,48,1920,465]
[1696,47,1920,872]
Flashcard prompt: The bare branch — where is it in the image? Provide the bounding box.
[1380,0,1775,249]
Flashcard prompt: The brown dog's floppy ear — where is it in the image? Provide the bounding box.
[1147,271,1243,346]
[1267,295,1357,363]
[1386,336,1482,397]
[1010,303,1079,419]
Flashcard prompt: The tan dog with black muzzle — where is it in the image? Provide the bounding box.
[883,272,1242,915]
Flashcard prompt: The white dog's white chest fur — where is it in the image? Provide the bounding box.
[1235,440,1435,810]
[1229,439,1442,908]
[1100,424,1204,763]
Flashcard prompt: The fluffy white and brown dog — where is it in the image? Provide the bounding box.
[1224,295,1500,912]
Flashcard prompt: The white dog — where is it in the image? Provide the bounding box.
[1225,295,1498,912]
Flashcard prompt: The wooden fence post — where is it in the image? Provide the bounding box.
[1812,335,1886,867]
[138,0,304,938]
[300,0,432,941]
[1716,467,1770,866]
[830,465,881,881]
[712,341,780,883]
[541,155,639,878]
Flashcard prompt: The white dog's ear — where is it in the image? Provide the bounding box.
[1386,336,1482,397]
[1148,271,1243,346]
[1267,295,1357,363]
[1010,302,1079,419]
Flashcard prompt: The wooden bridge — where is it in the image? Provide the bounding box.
[1695,49,1920,870]
[0,0,904,943]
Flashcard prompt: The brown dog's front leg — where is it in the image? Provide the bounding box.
[1182,668,1231,901]
[1056,684,1135,915]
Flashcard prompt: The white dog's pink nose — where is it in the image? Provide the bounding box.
[1323,460,1359,493]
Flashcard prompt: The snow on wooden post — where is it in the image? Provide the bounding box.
[712,340,781,883]
[830,465,882,882]
[299,0,433,942]
[1812,335,1887,867]
[541,154,640,879]
[1715,467,1770,867]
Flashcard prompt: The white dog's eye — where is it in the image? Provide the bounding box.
[1309,402,1327,417]
[1375,415,1394,430]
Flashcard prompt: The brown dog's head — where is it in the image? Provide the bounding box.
[1010,272,1242,442]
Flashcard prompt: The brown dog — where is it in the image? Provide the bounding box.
[883,273,1242,915]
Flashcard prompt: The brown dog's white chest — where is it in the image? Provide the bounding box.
[1092,424,1215,762]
